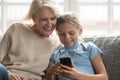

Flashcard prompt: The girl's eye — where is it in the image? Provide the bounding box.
[58,33,65,36]
[69,31,75,35]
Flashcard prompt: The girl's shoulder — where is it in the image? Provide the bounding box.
[81,42,103,59]
[81,42,97,50]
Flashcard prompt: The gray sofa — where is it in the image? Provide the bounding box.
[0,34,120,80]
[84,35,120,80]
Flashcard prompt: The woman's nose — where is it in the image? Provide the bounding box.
[47,20,52,27]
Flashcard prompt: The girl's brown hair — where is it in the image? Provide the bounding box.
[56,12,82,31]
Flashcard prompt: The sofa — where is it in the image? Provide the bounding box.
[84,34,120,80]
[0,34,120,80]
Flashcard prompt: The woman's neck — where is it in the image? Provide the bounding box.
[31,25,50,38]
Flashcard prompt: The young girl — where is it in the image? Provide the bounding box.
[46,13,108,80]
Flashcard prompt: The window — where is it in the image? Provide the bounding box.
[0,0,120,36]
[113,5,120,33]
[62,0,120,36]
[0,0,32,35]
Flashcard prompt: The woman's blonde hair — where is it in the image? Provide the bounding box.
[24,0,60,20]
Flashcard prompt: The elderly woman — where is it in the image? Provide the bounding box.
[0,0,61,80]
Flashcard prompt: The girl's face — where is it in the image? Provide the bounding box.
[33,7,57,37]
[57,23,82,47]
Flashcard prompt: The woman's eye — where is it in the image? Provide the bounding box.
[39,17,56,22]
[41,18,47,21]
[51,17,57,20]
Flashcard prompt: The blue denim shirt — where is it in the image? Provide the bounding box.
[48,42,103,80]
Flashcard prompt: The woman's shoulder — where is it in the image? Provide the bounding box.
[10,21,30,29]
[7,21,31,32]
[7,22,23,30]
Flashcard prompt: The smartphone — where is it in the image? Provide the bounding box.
[60,57,72,67]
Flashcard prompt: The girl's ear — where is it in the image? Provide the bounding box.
[79,27,83,35]
[32,14,35,22]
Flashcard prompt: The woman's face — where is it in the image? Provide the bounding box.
[33,7,57,37]
[57,23,82,47]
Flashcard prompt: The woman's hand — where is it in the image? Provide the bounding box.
[9,72,29,80]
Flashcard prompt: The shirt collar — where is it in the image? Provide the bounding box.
[60,42,83,55]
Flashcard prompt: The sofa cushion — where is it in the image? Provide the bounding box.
[84,35,120,80]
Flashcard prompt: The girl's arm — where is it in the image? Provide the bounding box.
[45,62,60,80]
[59,55,108,80]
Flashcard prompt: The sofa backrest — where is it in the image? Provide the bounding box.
[84,35,120,80]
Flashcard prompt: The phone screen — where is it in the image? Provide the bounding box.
[60,57,72,67]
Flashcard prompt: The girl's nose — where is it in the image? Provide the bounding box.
[65,34,70,39]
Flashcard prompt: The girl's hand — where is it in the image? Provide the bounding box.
[47,62,61,75]
[45,62,61,80]
[59,61,80,79]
